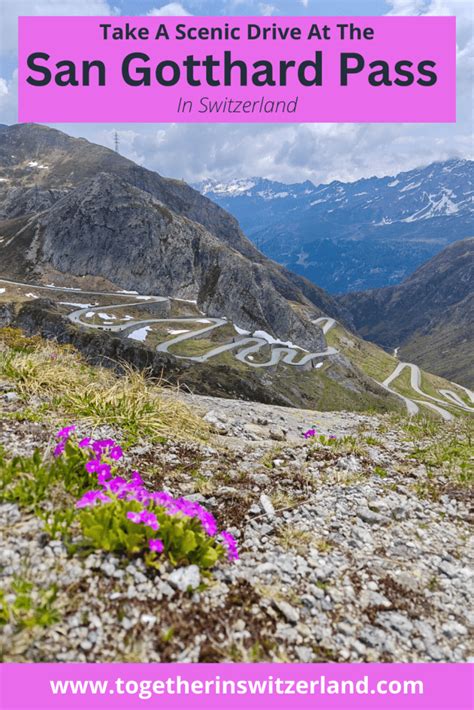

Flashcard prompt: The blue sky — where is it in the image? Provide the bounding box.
[0,0,472,185]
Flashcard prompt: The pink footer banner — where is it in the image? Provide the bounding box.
[0,663,472,709]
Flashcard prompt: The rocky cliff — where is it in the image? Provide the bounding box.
[0,123,350,351]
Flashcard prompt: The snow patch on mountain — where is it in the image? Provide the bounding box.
[200,179,256,196]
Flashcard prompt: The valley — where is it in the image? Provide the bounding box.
[1,278,471,421]
[0,123,472,668]
[197,159,473,294]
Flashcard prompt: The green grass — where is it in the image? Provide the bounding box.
[326,323,471,418]
[326,325,396,382]
[413,426,473,488]
[0,328,210,444]
[169,337,218,357]
[390,416,474,499]
[0,579,59,633]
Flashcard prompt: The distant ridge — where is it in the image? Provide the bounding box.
[196,159,474,293]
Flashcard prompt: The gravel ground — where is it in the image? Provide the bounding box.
[0,390,473,663]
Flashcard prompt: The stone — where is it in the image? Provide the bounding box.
[337,455,362,473]
[184,493,206,503]
[259,493,275,519]
[250,473,271,485]
[269,428,286,442]
[357,507,387,525]
[273,600,300,624]
[377,612,414,635]
[359,590,391,609]
[441,621,467,638]
[425,643,445,661]
[295,646,313,662]
[101,562,115,577]
[168,565,201,592]
[438,560,458,578]
[3,392,19,402]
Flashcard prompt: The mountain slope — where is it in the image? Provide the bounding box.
[1,124,470,414]
[339,239,474,387]
[0,124,349,324]
[196,160,473,293]
[0,123,351,351]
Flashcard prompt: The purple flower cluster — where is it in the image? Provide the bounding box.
[221,530,239,562]
[76,489,111,508]
[55,426,238,563]
[54,424,76,457]
[302,429,337,442]
[149,538,164,553]
[126,510,159,531]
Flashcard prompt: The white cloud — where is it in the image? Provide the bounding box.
[63,118,472,187]
[0,0,471,188]
[148,3,192,16]
[0,0,115,54]
[386,0,473,89]
[258,3,277,15]
[385,0,427,13]
[0,78,9,98]
[0,70,18,124]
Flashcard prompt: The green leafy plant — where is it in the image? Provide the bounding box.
[0,447,54,510]
[38,508,77,539]
[0,579,59,629]
[77,496,224,570]
[0,439,91,511]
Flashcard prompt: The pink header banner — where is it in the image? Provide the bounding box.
[18,16,456,123]
[1,662,473,709]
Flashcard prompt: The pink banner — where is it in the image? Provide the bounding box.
[18,16,456,123]
[0,663,472,709]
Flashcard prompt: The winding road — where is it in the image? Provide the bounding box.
[382,362,474,420]
[66,299,337,368]
[1,277,473,418]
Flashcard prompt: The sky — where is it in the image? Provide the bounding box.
[0,0,472,186]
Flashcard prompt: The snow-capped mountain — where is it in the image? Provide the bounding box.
[199,177,315,202]
[195,160,473,293]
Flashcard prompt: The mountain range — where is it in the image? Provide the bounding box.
[0,123,471,414]
[340,238,474,388]
[0,123,349,353]
[196,160,473,293]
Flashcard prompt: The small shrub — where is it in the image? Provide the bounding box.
[78,495,224,569]
[0,424,238,575]
[303,429,338,446]
[277,524,312,554]
[38,508,77,539]
[0,435,91,511]
[55,428,239,571]
[0,327,44,353]
[0,579,59,629]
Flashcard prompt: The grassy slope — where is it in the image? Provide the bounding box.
[326,324,472,417]
[0,328,210,444]
[2,283,470,417]
[400,322,474,391]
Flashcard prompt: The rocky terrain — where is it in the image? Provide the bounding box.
[340,239,474,388]
[197,159,473,293]
[0,329,472,664]
[0,123,349,348]
[1,124,472,416]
